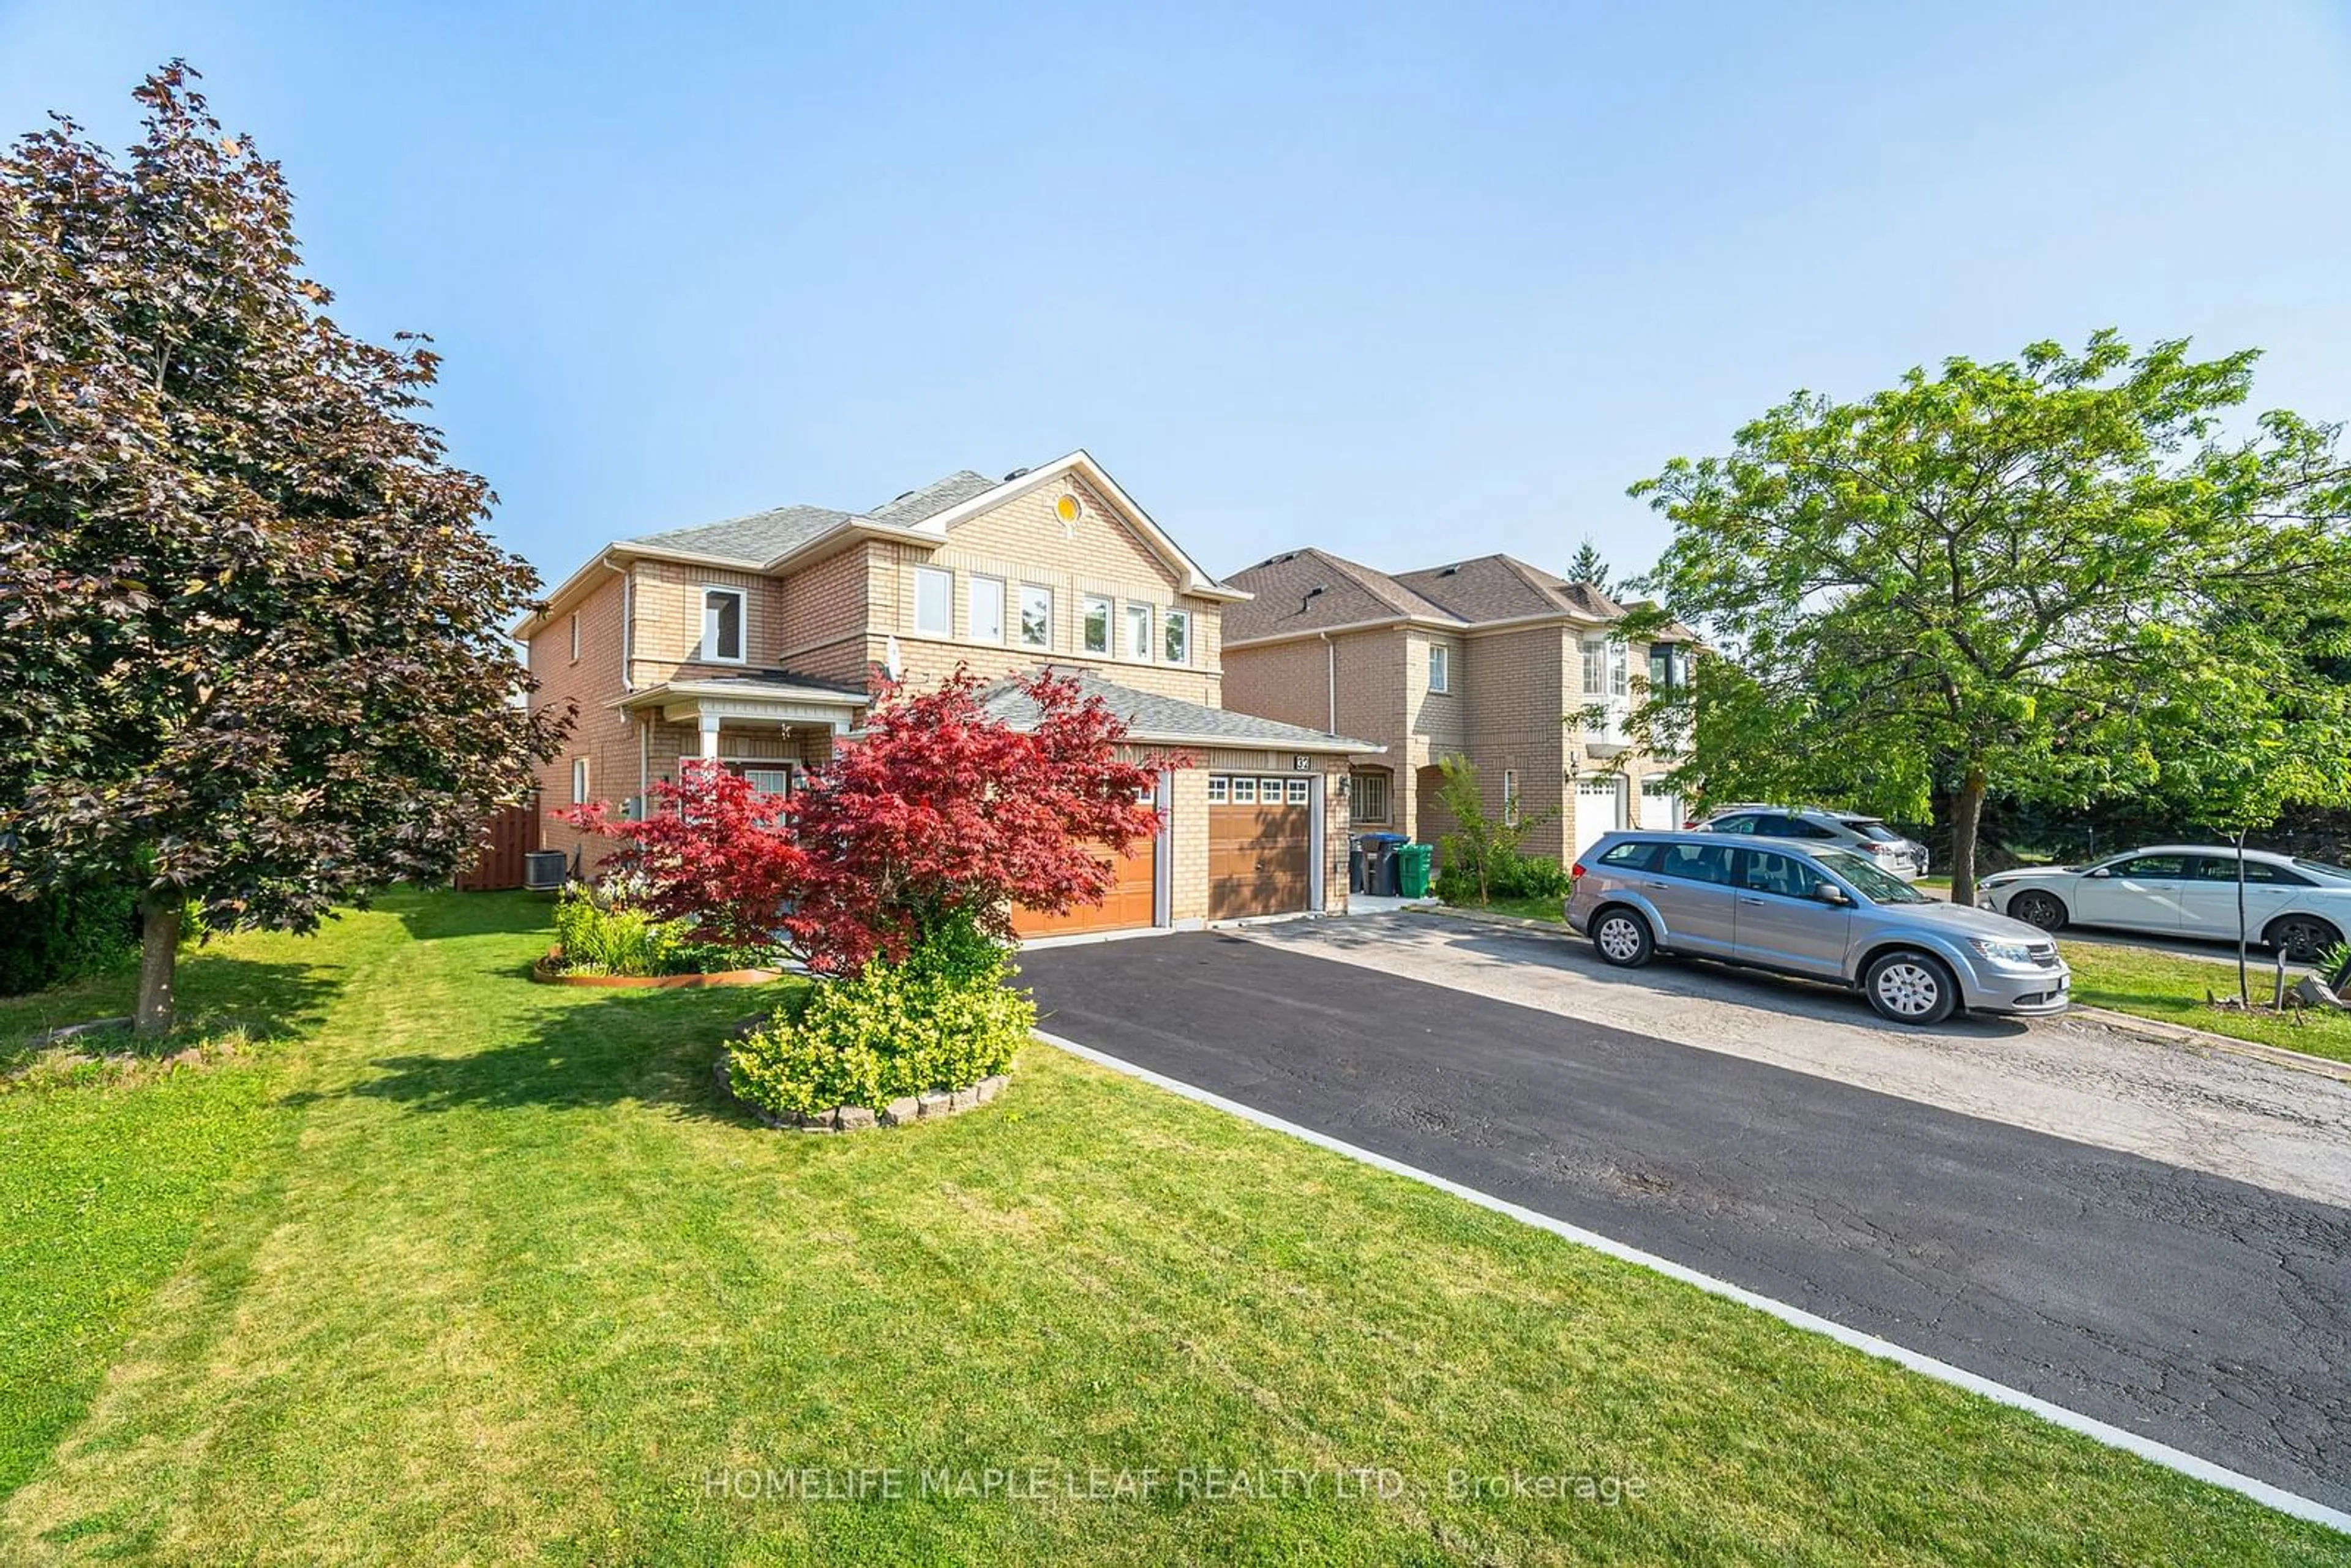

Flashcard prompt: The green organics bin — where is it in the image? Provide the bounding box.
[1397,842,1434,898]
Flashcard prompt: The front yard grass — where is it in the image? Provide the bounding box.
[2064,941,2351,1067]
[0,889,2342,1563]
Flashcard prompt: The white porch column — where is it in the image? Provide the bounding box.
[699,711,722,761]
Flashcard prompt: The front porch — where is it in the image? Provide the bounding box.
[617,672,868,801]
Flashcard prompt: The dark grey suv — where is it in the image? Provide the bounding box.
[1564,830,2068,1025]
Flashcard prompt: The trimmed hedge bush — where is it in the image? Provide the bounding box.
[729,913,1030,1119]
[1435,849,1570,905]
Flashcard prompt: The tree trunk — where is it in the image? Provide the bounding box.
[1948,767,1989,907]
[134,888,182,1037]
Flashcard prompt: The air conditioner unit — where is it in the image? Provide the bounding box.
[523,851,568,892]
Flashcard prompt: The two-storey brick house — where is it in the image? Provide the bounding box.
[519,452,1378,933]
[1218,548,1690,866]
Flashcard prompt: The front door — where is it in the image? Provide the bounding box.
[1643,839,1739,956]
[1731,849,1851,978]
[1208,775,1310,920]
[2073,852,2193,934]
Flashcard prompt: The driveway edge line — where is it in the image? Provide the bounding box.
[1033,1026,2351,1537]
[2070,1005,2351,1084]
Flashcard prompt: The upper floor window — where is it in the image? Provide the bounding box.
[1124,602,1152,661]
[1427,643,1450,694]
[1082,595,1111,655]
[568,612,580,662]
[970,576,1005,644]
[1163,608,1190,666]
[913,567,952,637]
[1648,643,1685,691]
[700,587,745,663]
[1608,640,1629,698]
[1019,585,1053,649]
[1582,638,1610,697]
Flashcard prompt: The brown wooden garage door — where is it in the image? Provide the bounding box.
[1208,774,1311,920]
[1011,838,1159,939]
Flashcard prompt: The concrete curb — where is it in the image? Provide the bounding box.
[1033,1026,2351,1537]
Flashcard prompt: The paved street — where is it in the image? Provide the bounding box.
[1019,928,2351,1510]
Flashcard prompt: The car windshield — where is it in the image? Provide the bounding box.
[2292,857,2351,883]
[1842,819,1902,842]
[1813,849,1927,903]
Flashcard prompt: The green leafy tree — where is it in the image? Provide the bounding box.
[0,64,568,1033]
[1620,331,2351,906]
[1433,754,1558,903]
[1568,537,1611,592]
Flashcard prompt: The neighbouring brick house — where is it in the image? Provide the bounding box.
[518,452,1380,932]
[1218,549,1693,866]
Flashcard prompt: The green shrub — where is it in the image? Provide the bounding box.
[550,885,697,976]
[0,882,140,997]
[1435,849,1569,905]
[729,918,1032,1117]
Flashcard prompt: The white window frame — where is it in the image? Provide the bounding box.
[1082,594,1112,655]
[1163,607,1190,666]
[699,585,746,664]
[1427,643,1450,694]
[913,566,953,638]
[969,574,1005,645]
[1582,638,1608,697]
[1124,602,1153,661]
[568,612,580,662]
[1351,770,1392,824]
[1205,775,1228,805]
[1230,776,1258,805]
[1502,768,1520,827]
[1284,778,1311,805]
[1018,583,1053,650]
[571,757,590,806]
[1608,639,1629,699]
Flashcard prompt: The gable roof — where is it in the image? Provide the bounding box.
[1220,547,1466,642]
[976,669,1381,755]
[525,451,1245,634]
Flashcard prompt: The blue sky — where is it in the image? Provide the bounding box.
[5,2,2347,593]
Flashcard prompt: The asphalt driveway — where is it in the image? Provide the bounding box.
[1019,930,2351,1512]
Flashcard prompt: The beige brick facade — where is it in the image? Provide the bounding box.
[522,457,1365,917]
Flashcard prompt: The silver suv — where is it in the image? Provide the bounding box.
[1697,805,1930,880]
[1564,830,2068,1024]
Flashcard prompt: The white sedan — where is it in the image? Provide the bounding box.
[1976,844,2351,961]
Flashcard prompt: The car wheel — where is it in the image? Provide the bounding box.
[1591,907,1655,968]
[2008,890,2067,932]
[1862,950,1959,1026]
[2266,914,2341,964]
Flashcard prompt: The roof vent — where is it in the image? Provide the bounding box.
[1300,583,1328,614]
[1003,467,1031,481]
[891,489,917,503]
[1438,565,1460,576]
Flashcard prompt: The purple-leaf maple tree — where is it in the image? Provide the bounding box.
[0,64,569,1033]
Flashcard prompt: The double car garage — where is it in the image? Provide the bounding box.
[1010,770,1322,938]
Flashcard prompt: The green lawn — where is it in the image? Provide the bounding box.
[1437,894,1567,923]
[2064,942,2351,1067]
[1,891,2343,1563]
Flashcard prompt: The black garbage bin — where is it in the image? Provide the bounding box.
[1359,832,1409,896]
[1348,839,1367,893]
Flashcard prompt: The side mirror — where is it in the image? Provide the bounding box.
[1812,882,1850,906]
[2086,868,2111,879]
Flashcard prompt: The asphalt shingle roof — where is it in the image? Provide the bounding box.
[1220,548,1466,642]
[866,470,1001,526]
[629,505,858,564]
[1395,555,1627,623]
[978,669,1379,752]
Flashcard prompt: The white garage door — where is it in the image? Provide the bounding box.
[1572,779,1624,858]
[1638,780,1682,831]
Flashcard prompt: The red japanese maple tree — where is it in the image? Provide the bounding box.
[786,670,1167,972]
[560,670,1166,972]
[558,762,804,956]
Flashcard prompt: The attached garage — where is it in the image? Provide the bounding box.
[1011,835,1160,938]
[1208,773,1313,920]
[1572,777,1626,859]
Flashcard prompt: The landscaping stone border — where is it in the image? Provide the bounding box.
[711,1049,1008,1131]
[531,948,784,989]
